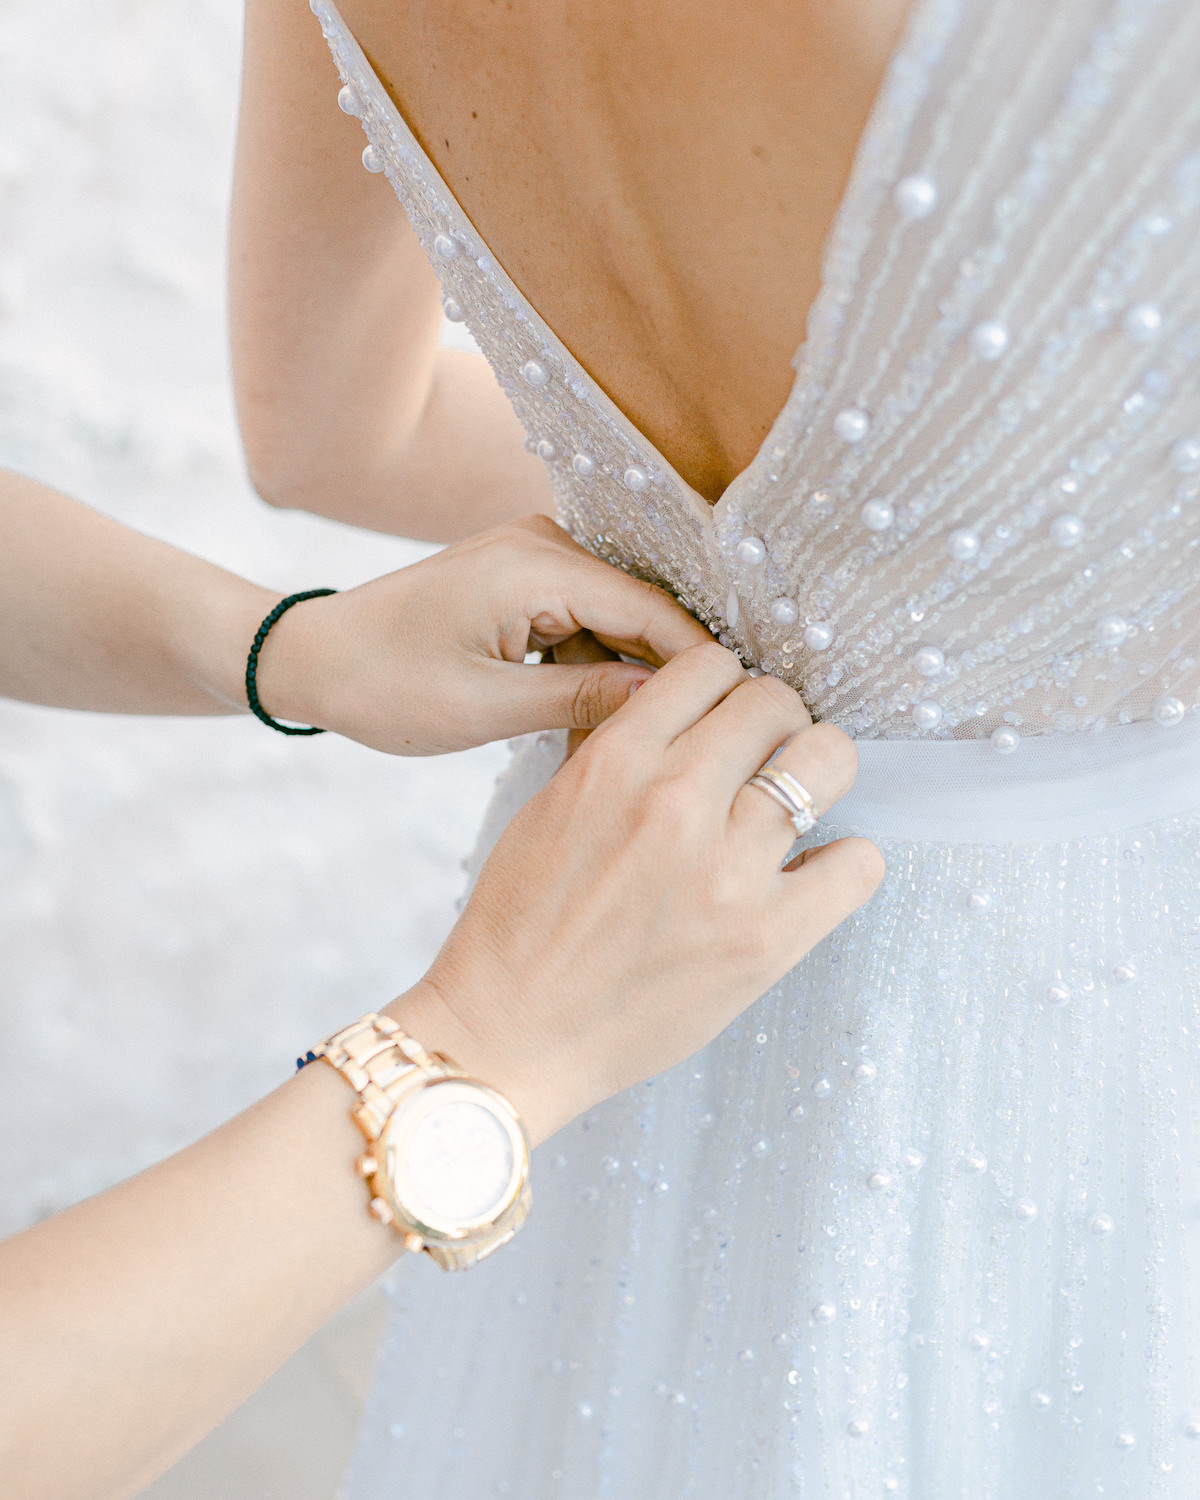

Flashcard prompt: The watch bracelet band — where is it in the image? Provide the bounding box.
[311,1011,531,1271]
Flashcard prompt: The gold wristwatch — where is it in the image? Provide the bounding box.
[309,1012,531,1271]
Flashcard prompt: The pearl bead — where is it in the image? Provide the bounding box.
[811,1073,833,1097]
[1050,513,1084,547]
[914,645,944,677]
[337,85,361,116]
[769,596,799,627]
[861,498,894,532]
[1170,437,1200,474]
[968,1330,991,1351]
[1153,694,1186,726]
[883,1478,899,1495]
[947,527,980,562]
[1030,1390,1053,1412]
[1123,301,1162,341]
[1113,961,1138,982]
[572,453,597,478]
[1184,1418,1200,1439]
[725,589,739,629]
[1014,1197,1039,1223]
[1045,982,1071,1008]
[1089,1212,1115,1237]
[442,297,465,323]
[812,1301,837,1323]
[803,622,834,652]
[535,439,557,460]
[847,1418,870,1438]
[901,1147,925,1172]
[833,407,870,444]
[735,535,766,566]
[623,465,650,493]
[912,700,943,730]
[361,144,384,173]
[965,887,991,911]
[521,359,550,388]
[893,173,938,219]
[867,1170,891,1192]
[1115,1431,1137,1451]
[433,232,462,261]
[991,726,1021,754]
[962,1149,988,1174]
[1095,613,1128,646]
[970,319,1009,361]
[852,1060,877,1083]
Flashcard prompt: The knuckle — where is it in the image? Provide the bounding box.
[570,672,612,728]
[512,512,564,543]
[686,640,743,675]
[748,672,809,725]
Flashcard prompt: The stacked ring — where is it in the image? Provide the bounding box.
[746,763,820,837]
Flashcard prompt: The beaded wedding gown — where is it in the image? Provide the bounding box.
[313,0,1200,1493]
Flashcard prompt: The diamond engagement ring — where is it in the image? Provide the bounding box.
[746,764,820,837]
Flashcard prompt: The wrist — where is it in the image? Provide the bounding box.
[383,979,573,1148]
[241,589,343,730]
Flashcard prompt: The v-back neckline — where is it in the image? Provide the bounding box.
[326,0,945,533]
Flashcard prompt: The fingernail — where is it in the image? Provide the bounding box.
[627,678,646,698]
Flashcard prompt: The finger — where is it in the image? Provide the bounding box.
[730,722,858,848]
[770,835,885,961]
[586,641,747,747]
[676,672,812,798]
[509,516,714,665]
[551,630,622,756]
[482,657,652,738]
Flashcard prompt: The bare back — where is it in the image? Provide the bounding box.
[338,0,911,502]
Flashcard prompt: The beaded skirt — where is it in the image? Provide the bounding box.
[344,719,1200,1500]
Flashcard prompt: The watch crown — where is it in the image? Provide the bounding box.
[356,1153,379,1178]
[368,1196,396,1226]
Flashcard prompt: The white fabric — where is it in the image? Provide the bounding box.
[840,714,1200,840]
[316,0,1200,743]
[303,0,1200,1493]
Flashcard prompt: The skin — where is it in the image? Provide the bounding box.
[0,471,722,747]
[0,473,883,1496]
[232,0,912,535]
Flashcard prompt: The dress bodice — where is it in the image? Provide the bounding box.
[314,0,1200,742]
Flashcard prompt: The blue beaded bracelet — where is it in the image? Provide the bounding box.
[245,590,338,735]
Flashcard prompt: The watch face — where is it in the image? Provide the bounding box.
[384,1080,524,1235]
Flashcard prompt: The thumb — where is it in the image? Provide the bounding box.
[496,658,652,738]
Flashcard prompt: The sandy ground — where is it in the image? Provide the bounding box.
[0,1,502,1491]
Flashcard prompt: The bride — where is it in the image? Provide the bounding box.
[233,0,1200,1493]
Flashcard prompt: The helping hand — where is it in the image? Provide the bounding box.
[256,515,714,754]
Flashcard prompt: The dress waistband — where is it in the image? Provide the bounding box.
[829,714,1200,843]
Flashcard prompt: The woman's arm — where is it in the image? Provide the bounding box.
[0,646,882,1500]
[231,0,552,541]
[0,465,710,747]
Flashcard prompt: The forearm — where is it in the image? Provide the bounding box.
[0,1056,398,1500]
[233,0,551,542]
[0,471,275,716]
[0,981,563,1500]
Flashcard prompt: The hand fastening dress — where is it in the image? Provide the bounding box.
[311,0,1200,1492]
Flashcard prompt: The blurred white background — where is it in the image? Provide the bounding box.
[0,0,502,1315]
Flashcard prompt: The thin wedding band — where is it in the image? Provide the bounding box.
[746,764,820,837]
